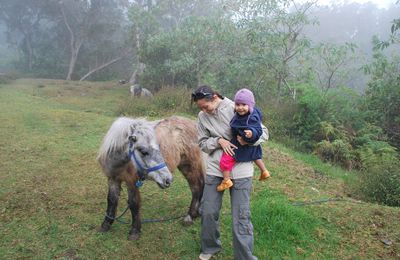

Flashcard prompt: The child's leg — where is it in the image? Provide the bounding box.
[255,159,270,180]
[218,153,235,191]
[222,170,231,181]
[255,159,267,172]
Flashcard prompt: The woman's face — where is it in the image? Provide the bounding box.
[235,103,250,116]
[195,96,219,114]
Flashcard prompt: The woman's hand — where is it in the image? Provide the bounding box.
[218,138,237,156]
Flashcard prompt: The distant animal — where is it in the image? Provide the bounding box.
[118,79,127,85]
[97,116,205,240]
[130,85,153,97]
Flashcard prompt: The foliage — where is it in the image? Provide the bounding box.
[139,14,239,90]
[314,139,354,169]
[306,42,360,94]
[0,0,131,80]
[363,47,400,149]
[290,84,325,150]
[356,158,400,207]
[230,0,316,99]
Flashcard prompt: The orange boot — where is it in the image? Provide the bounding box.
[259,170,271,181]
[217,179,233,192]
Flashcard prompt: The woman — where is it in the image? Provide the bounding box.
[192,85,258,260]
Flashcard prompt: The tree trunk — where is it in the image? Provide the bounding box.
[60,3,82,81]
[129,62,145,84]
[25,34,33,71]
[66,41,81,80]
[129,21,144,84]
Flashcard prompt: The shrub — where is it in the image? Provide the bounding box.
[356,160,400,207]
[356,140,396,168]
[314,139,354,169]
[352,141,400,206]
[0,73,17,84]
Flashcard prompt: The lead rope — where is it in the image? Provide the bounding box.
[105,203,186,224]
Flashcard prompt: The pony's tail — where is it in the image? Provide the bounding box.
[97,117,133,164]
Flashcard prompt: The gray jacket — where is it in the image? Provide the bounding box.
[197,98,254,179]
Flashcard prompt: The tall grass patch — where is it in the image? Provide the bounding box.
[355,161,400,207]
[117,86,198,118]
[252,189,336,259]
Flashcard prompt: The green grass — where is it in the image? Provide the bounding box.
[252,189,338,259]
[0,79,399,259]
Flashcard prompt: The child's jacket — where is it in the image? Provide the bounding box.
[230,107,263,162]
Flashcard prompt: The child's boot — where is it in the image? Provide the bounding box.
[217,179,233,192]
[259,170,271,181]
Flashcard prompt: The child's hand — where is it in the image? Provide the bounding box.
[244,130,252,138]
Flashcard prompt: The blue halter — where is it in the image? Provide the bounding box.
[128,141,167,187]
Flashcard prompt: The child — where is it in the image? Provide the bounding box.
[217,88,270,192]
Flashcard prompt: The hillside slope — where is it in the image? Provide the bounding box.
[0,79,398,259]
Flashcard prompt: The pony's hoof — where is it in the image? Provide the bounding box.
[128,232,140,241]
[182,215,194,226]
[97,225,110,233]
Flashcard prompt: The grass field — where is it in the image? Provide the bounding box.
[0,79,399,259]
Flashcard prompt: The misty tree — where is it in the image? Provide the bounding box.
[0,0,52,71]
[77,0,131,81]
[58,0,130,80]
[363,20,400,149]
[228,0,317,100]
[308,42,360,94]
[128,0,224,86]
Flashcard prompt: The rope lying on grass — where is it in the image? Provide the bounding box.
[291,198,364,206]
[108,198,364,224]
[106,204,186,224]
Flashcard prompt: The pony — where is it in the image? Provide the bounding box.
[130,84,153,98]
[97,116,205,240]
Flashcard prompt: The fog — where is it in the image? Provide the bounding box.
[0,0,398,92]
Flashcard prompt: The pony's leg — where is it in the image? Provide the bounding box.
[178,164,205,225]
[127,183,141,240]
[98,178,121,232]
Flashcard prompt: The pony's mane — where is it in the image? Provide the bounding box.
[97,117,152,163]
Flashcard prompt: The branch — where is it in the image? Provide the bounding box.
[79,56,124,81]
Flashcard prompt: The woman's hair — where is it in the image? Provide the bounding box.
[191,85,224,102]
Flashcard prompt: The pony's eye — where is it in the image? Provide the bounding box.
[137,148,149,156]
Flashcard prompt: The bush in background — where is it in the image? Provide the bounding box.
[0,72,18,84]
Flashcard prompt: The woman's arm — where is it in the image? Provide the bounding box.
[198,119,237,155]
[197,120,221,154]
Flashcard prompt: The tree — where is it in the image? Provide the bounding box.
[58,0,129,80]
[363,50,400,149]
[227,0,317,100]
[0,0,131,80]
[308,42,359,94]
[0,0,51,71]
[362,2,400,149]
[128,0,227,87]
[140,13,238,89]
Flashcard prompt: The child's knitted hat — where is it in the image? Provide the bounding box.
[234,88,255,113]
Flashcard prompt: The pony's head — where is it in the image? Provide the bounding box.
[128,120,173,188]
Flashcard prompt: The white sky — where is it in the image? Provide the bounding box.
[312,0,396,9]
